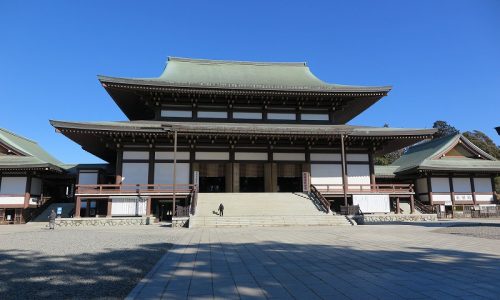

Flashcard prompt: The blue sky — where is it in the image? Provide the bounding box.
[1,0,499,163]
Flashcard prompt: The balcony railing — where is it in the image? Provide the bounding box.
[313,183,414,195]
[76,184,195,197]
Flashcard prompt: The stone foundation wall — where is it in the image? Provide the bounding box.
[353,214,437,225]
[172,217,189,228]
[57,217,151,227]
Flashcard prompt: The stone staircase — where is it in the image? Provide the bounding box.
[190,193,352,228]
[31,203,75,222]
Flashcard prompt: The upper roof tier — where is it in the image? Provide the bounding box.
[98,57,392,93]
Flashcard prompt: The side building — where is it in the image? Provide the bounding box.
[376,134,500,215]
[51,57,436,220]
[0,128,74,224]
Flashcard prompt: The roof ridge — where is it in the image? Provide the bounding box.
[167,56,307,67]
[0,128,37,144]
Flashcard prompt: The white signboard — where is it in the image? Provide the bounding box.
[302,172,310,192]
[454,194,473,201]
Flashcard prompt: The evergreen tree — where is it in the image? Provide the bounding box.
[432,120,460,138]
[463,130,500,159]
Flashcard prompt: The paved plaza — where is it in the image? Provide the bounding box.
[1,222,500,299]
[129,223,500,300]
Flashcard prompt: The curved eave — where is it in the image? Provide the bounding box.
[98,75,392,94]
[0,163,65,173]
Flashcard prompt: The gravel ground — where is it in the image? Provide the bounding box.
[433,222,500,240]
[0,223,181,300]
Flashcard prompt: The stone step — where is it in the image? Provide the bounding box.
[190,216,351,228]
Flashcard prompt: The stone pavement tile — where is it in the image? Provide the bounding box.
[161,289,189,299]
[166,278,192,291]
[188,295,214,300]
[420,289,465,300]
[236,285,266,299]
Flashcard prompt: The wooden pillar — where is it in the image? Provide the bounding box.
[148,150,155,185]
[449,176,455,218]
[410,195,415,214]
[368,152,376,186]
[271,163,278,192]
[396,197,400,214]
[470,177,477,205]
[24,176,32,209]
[75,196,81,218]
[146,197,152,215]
[233,163,240,193]
[225,163,233,192]
[115,149,123,184]
[427,176,433,205]
[264,163,272,192]
[172,131,177,217]
[340,134,348,206]
[106,198,112,217]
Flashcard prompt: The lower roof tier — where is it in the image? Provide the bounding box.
[50,120,436,162]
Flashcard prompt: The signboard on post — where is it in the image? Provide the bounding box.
[302,172,310,192]
[193,171,199,187]
[57,207,63,216]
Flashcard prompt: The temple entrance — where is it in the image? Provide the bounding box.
[240,163,265,192]
[199,163,225,192]
[277,163,302,192]
[153,199,173,222]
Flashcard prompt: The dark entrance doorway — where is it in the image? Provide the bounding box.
[240,163,264,192]
[199,163,225,192]
[153,199,173,222]
[277,163,302,192]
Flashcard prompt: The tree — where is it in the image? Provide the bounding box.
[463,130,500,159]
[432,120,460,138]
[374,124,405,165]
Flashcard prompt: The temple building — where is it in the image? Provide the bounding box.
[0,128,73,224]
[377,134,500,216]
[50,57,438,221]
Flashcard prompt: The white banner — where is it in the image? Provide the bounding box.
[353,194,390,213]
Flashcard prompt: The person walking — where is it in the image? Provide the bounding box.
[48,209,56,230]
[218,203,224,217]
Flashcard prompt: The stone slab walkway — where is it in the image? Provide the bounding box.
[127,223,500,299]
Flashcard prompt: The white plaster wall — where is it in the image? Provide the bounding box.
[198,111,228,118]
[0,196,24,205]
[154,163,190,185]
[353,194,390,213]
[433,194,452,202]
[30,178,42,195]
[0,177,27,195]
[122,163,149,189]
[301,113,329,121]
[267,113,296,120]
[111,198,146,216]
[273,153,305,161]
[476,194,494,201]
[78,172,98,185]
[235,152,268,161]
[311,164,343,188]
[346,154,369,162]
[347,164,370,190]
[452,177,471,193]
[161,110,192,118]
[195,152,229,160]
[474,178,493,192]
[123,151,149,160]
[431,177,450,192]
[155,151,190,160]
[416,178,428,194]
[310,153,341,161]
[233,112,262,119]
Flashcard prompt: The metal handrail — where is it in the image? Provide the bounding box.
[310,184,330,213]
[313,183,414,194]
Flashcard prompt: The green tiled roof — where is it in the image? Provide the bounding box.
[374,165,399,177]
[98,57,392,93]
[391,134,500,174]
[0,128,65,171]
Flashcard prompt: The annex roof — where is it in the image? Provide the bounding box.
[391,134,500,174]
[0,128,65,172]
[98,57,392,93]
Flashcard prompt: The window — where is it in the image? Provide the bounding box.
[161,110,192,118]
